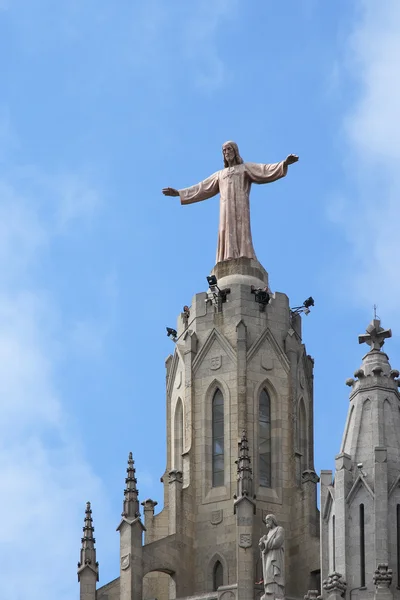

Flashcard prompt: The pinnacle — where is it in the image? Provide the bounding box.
[121,451,140,519]
[81,501,95,550]
[77,501,99,580]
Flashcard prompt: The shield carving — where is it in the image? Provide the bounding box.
[121,553,130,570]
[239,533,252,548]
[210,356,222,370]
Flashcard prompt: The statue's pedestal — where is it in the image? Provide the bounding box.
[212,258,269,289]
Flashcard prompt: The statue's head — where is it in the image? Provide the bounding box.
[222,141,243,168]
[264,514,278,530]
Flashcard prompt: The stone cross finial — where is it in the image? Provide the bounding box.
[358,319,392,351]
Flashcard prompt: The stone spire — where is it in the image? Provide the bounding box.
[320,318,400,599]
[117,452,145,600]
[77,502,99,600]
[122,451,140,519]
[235,430,254,499]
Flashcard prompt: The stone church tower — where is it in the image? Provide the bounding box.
[320,319,400,600]
[80,256,320,600]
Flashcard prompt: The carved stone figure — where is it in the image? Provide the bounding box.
[259,514,285,600]
[162,142,298,263]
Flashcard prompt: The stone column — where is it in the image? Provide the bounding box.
[320,471,333,588]
[168,469,183,535]
[235,496,255,600]
[234,431,256,600]
[118,517,145,600]
[302,469,320,537]
[141,498,158,544]
[333,454,352,580]
[374,448,389,565]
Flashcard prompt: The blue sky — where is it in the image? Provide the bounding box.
[1,1,400,598]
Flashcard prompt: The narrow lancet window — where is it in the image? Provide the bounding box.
[212,389,224,487]
[332,515,336,572]
[397,505,400,588]
[360,504,365,587]
[259,389,271,487]
[213,561,223,591]
[174,399,183,471]
[298,398,307,474]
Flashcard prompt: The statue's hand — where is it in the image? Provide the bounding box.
[284,154,299,166]
[162,187,180,197]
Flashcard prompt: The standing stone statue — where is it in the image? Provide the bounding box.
[259,514,285,600]
[162,141,298,264]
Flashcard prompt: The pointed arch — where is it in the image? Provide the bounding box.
[206,552,228,592]
[174,398,184,471]
[259,388,271,487]
[253,378,282,499]
[212,388,224,487]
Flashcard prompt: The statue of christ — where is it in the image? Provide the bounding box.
[162,141,298,264]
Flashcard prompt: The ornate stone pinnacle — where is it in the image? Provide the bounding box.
[121,452,140,519]
[322,572,346,597]
[78,501,99,580]
[235,430,253,498]
[358,319,392,351]
[373,563,393,588]
[82,501,96,554]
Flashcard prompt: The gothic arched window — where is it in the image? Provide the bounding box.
[212,389,224,487]
[174,398,183,471]
[259,389,271,487]
[213,560,223,591]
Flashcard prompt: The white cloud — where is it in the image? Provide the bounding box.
[0,143,112,599]
[331,1,400,321]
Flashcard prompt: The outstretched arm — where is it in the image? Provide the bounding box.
[162,171,220,205]
[246,154,299,185]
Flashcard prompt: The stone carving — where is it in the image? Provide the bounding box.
[304,591,322,600]
[120,553,130,570]
[259,514,285,600]
[210,356,222,370]
[261,353,273,371]
[358,318,392,351]
[239,533,252,548]
[163,142,298,263]
[322,572,346,597]
[373,563,393,588]
[211,510,223,525]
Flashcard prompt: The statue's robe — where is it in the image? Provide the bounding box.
[260,525,285,600]
[179,161,287,263]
